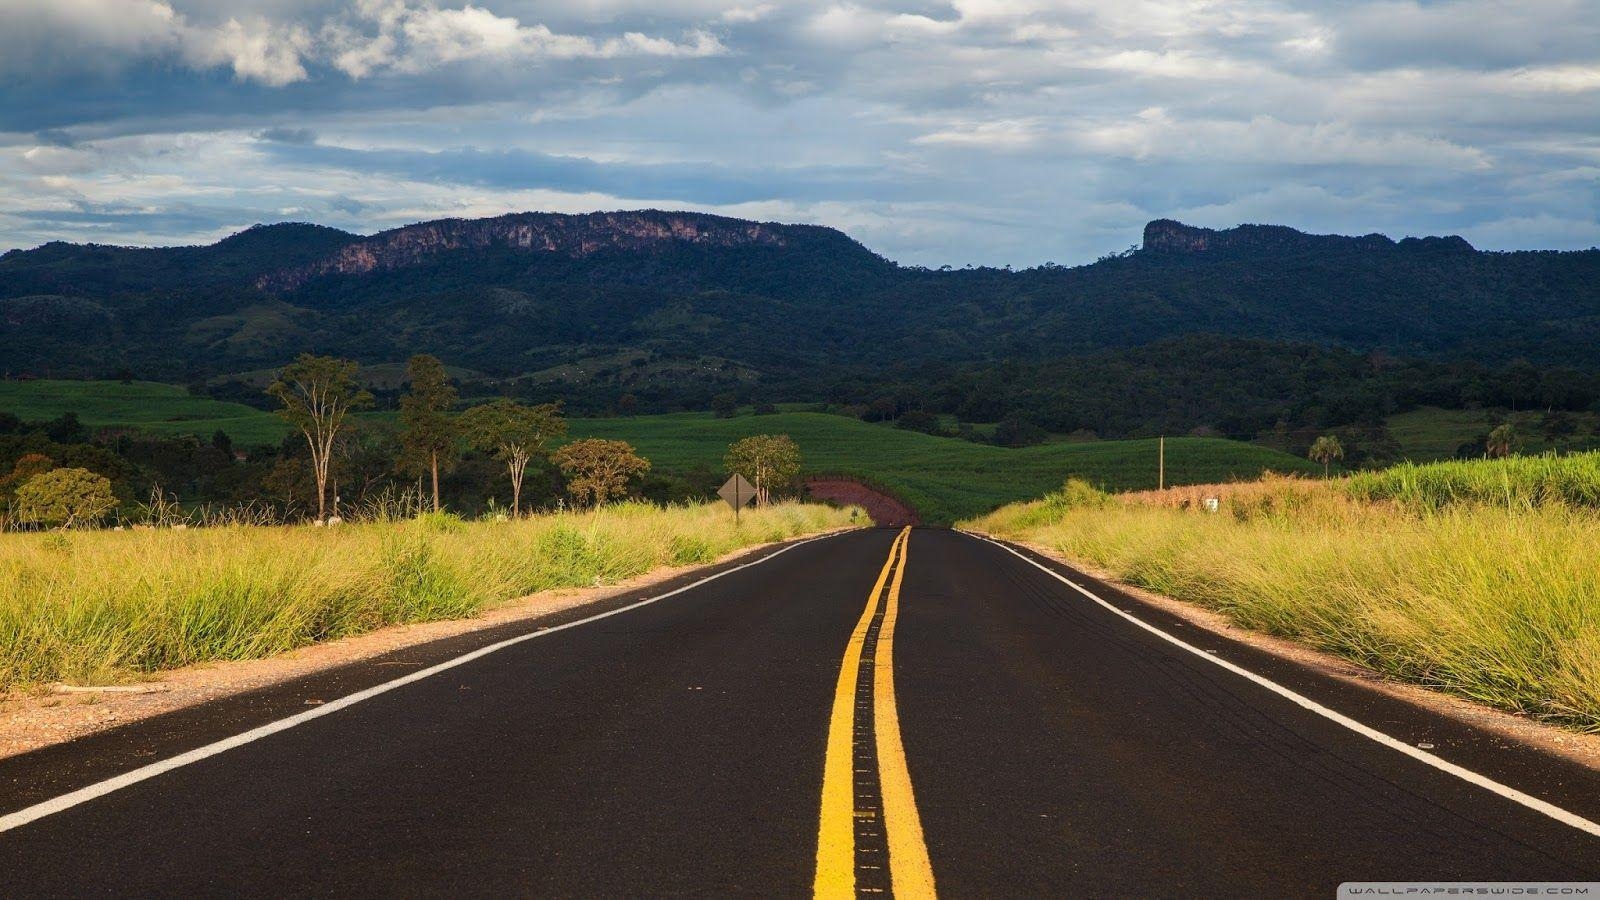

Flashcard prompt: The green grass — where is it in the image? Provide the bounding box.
[1348,452,1600,510]
[565,412,1321,523]
[966,465,1600,730]
[1386,406,1600,461]
[0,501,851,690]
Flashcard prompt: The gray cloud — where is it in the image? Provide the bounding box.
[257,139,922,204]
[1,0,1597,264]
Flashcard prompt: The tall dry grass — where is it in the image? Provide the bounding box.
[0,501,853,690]
[964,471,1600,730]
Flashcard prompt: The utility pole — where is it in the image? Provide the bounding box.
[1158,436,1165,491]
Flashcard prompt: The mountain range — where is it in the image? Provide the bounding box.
[2,210,1597,424]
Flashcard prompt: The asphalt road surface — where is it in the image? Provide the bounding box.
[2,527,1598,897]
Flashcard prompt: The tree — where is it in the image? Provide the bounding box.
[267,354,373,523]
[1308,434,1344,477]
[553,439,650,507]
[399,354,459,513]
[711,393,738,418]
[993,417,1047,448]
[0,453,55,497]
[1486,423,1521,459]
[15,468,115,528]
[46,412,87,444]
[724,434,802,506]
[1541,411,1577,442]
[460,399,567,515]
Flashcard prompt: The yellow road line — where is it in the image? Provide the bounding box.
[875,531,937,899]
[815,527,903,899]
[814,527,936,899]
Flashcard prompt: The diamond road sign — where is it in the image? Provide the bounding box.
[718,473,756,511]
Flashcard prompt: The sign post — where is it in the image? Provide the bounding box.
[718,473,757,522]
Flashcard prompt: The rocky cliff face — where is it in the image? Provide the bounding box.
[1141,219,1473,256]
[258,210,798,291]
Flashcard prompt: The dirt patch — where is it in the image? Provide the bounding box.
[0,533,845,761]
[806,478,919,525]
[1001,536,1600,772]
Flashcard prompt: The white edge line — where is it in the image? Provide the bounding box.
[0,530,851,835]
[960,530,1600,840]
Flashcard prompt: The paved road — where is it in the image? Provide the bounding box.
[2,527,1598,896]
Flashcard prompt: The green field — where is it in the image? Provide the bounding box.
[1,380,1321,522]
[565,412,1319,522]
[0,380,295,445]
[1387,406,1600,461]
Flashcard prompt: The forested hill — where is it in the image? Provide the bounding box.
[2,210,1598,385]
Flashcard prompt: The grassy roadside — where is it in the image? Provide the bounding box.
[0,502,853,691]
[962,458,1600,731]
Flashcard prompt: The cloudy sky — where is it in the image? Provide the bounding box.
[2,0,1598,266]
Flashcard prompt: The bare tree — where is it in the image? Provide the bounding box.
[398,354,459,513]
[460,399,566,515]
[267,354,373,523]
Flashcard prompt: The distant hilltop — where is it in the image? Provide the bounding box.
[1142,219,1476,255]
[256,210,859,292]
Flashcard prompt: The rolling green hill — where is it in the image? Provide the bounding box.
[0,380,1319,522]
[0,380,293,445]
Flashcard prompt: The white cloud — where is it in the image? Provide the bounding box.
[2,0,724,84]
[911,119,1042,150]
[185,18,313,86]
[326,2,726,76]
[0,0,314,85]
[1077,110,1491,170]
[720,4,776,24]
[1506,65,1600,94]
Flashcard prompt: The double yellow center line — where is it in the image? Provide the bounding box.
[814,527,937,899]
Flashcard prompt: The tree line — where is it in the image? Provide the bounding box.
[269,353,657,523]
[0,354,808,529]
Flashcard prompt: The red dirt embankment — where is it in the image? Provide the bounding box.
[805,478,919,526]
